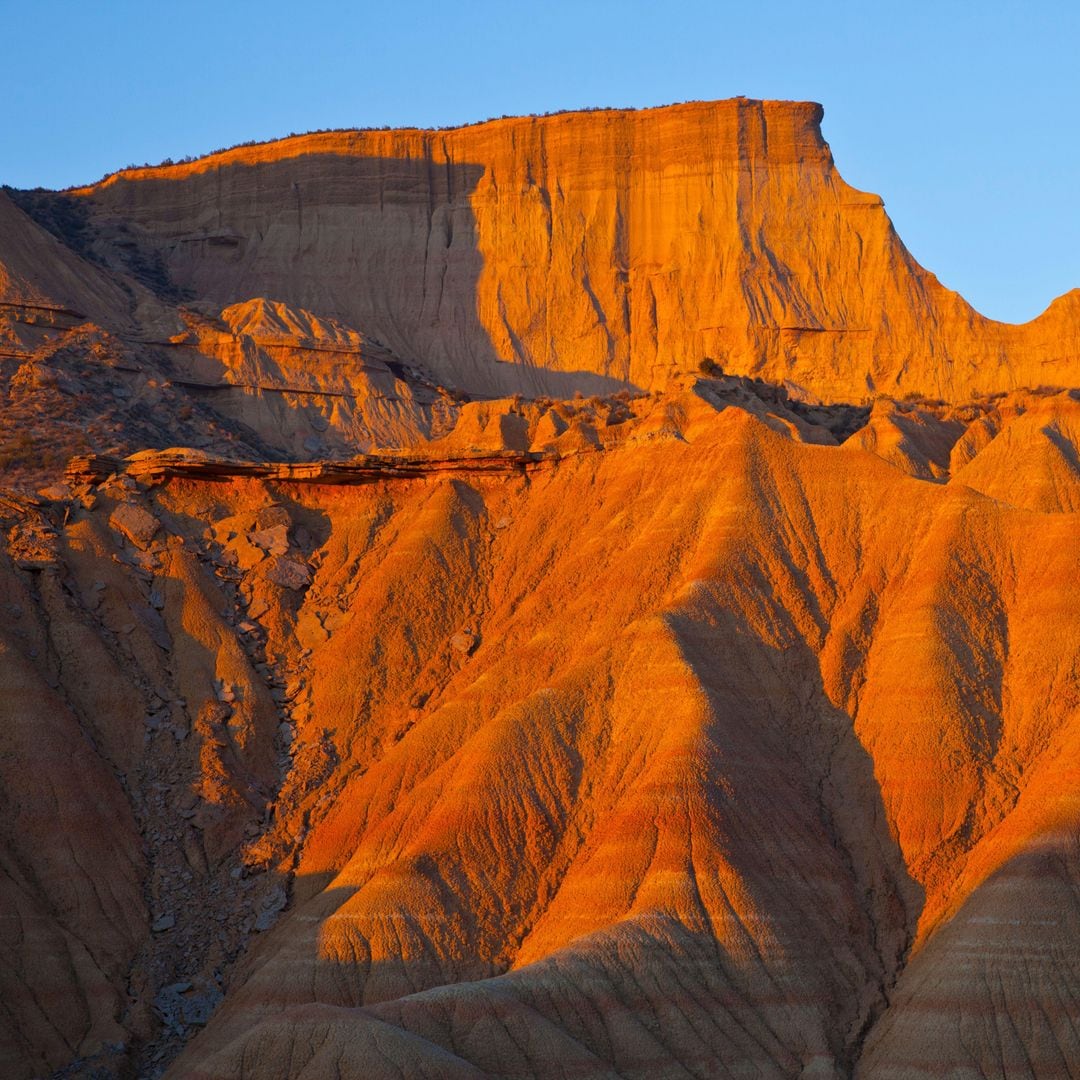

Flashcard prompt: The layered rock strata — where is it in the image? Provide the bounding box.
[2,96,1080,1080]
[1,386,1079,1076]
[47,98,1080,401]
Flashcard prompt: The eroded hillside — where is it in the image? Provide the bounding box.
[2,98,1080,1079]
[1,385,1079,1077]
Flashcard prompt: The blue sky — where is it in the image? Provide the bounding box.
[5,0,1078,323]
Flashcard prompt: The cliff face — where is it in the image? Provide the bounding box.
[65,98,1080,401]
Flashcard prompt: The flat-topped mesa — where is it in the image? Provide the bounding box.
[71,99,831,188]
[39,98,1080,401]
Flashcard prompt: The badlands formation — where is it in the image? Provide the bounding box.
[1,98,1079,1078]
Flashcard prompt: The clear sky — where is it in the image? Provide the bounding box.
[5,0,1078,323]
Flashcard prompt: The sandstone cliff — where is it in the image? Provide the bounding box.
[56,98,1080,402]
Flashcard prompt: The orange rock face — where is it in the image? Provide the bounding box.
[63,99,1080,401]
[1,99,1079,1079]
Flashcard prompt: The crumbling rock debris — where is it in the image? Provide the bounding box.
[109,502,161,549]
[154,981,224,1035]
[5,509,58,569]
[248,524,289,556]
[263,556,311,591]
[449,629,478,655]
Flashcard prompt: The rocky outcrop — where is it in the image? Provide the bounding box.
[162,299,454,457]
[65,447,549,486]
[55,98,1080,402]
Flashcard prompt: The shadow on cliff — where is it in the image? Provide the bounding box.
[664,606,926,1071]
[168,608,929,1076]
[76,155,636,401]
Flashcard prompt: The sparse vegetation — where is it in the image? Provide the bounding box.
[115,235,189,302]
[4,187,100,263]
[898,390,947,407]
[55,100,722,191]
